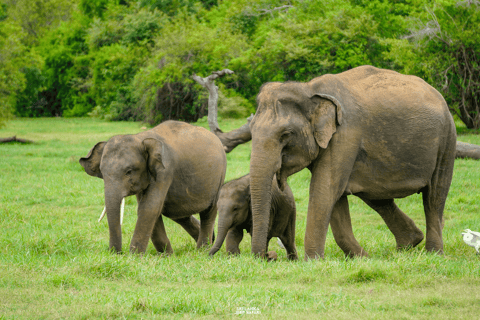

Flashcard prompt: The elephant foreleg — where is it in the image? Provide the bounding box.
[225,228,243,255]
[151,214,173,255]
[130,183,169,254]
[361,198,424,250]
[330,195,368,258]
[173,216,200,242]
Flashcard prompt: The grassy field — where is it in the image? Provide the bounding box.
[1,117,479,319]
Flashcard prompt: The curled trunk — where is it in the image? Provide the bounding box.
[209,223,231,256]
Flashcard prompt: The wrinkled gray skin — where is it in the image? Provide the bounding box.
[249,65,457,260]
[209,174,298,260]
[80,121,226,254]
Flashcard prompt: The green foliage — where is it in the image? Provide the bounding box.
[32,17,91,116]
[122,8,164,45]
[120,11,249,124]
[14,66,47,117]
[2,0,76,45]
[139,0,200,16]
[1,0,479,128]
[80,0,120,19]
[0,2,7,21]
[218,84,255,118]
[0,19,43,125]
[386,1,480,129]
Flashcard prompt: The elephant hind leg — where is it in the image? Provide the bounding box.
[422,136,455,254]
[197,202,218,248]
[151,214,173,255]
[362,198,424,250]
[279,234,298,261]
[330,196,368,258]
[422,154,455,254]
[279,215,298,260]
[173,216,200,242]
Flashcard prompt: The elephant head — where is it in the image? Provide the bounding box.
[209,175,251,256]
[249,81,343,257]
[80,134,169,252]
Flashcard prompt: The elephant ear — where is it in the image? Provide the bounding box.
[142,138,167,181]
[310,93,343,149]
[79,141,106,178]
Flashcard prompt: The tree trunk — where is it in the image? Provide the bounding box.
[213,115,253,153]
[192,69,253,153]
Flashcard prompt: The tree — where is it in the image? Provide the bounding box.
[0,20,27,126]
[387,1,480,129]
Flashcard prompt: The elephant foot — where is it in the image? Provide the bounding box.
[267,251,278,261]
[287,252,299,261]
[108,247,123,254]
[345,247,369,259]
[196,238,211,249]
[157,251,172,257]
[425,239,444,255]
[395,230,424,250]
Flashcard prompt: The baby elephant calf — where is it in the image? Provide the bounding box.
[209,174,298,260]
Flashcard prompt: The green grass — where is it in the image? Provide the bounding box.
[1,117,479,319]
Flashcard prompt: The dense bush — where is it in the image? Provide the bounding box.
[1,0,479,128]
[386,1,480,129]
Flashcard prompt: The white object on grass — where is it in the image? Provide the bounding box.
[98,198,125,225]
[462,229,480,254]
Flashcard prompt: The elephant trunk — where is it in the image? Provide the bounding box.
[249,146,280,258]
[104,183,123,252]
[209,217,233,256]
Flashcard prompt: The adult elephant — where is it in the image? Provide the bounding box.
[80,121,226,254]
[249,65,456,260]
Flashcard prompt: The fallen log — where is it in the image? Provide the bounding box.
[0,136,35,144]
[456,141,480,160]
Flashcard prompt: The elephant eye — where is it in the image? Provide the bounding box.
[125,169,133,176]
[280,130,293,142]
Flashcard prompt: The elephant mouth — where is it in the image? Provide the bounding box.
[276,172,287,191]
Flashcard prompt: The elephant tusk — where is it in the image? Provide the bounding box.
[98,206,106,222]
[98,198,125,224]
[120,198,125,225]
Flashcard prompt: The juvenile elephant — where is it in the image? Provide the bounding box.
[249,65,456,260]
[80,120,227,254]
[209,174,298,260]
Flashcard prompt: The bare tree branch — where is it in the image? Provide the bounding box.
[456,0,480,7]
[192,69,234,132]
[193,69,254,153]
[244,4,294,17]
[258,5,293,16]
